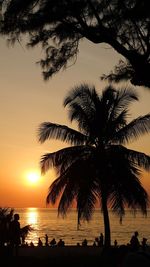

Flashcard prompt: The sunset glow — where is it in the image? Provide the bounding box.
[0,35,149,208]
[26,171,41,185]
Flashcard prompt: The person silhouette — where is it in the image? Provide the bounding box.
[9,213,21,255]
[114,239,118,247]
[82,238,88,246]
[99,233,104,247]
[57,238,65,247]
[45,234,49,246]
[141,237,147,251]
[30,241,34,247]
[38,237,43,246]
[9,214,21,246]
[130,231,140,251]
[50,238,56,247]
[92,240,97,246]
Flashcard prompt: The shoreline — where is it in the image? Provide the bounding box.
[1,244,150,257]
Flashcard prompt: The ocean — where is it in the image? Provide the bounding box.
[15,208,150,246]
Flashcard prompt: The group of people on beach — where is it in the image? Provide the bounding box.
[129,231,148,251]
[92,233,104,247]
[93,231,148,251]
[33,231,148,250]
[36,236,65,247]
[22,237,66,248]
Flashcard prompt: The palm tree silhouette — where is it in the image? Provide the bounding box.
[38,84,150,247]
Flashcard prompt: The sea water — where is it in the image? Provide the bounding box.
[15,208,150,246]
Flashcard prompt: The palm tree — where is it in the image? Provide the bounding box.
[38,84,150,247]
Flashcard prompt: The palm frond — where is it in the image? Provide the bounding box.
[40,146,93,174]
[112,109,128,129]
[20,225,33,238]
[40,153,55,174]
[108,145,150,171]
[105,144,148,215]
[112,114,150,144]
[46,157,87,207]
[100,86,138,139]
[110,172,148,215]
[46,153,94,205]
[58,182,78,217]
[64,83,96,107]
[109,191,125,223]
[67,102,92,135]
[0,207,14,221]
[48,154,99,222]
[121,176,148,215]
[126,149,150,171]
[46,175,67,205]
[77,184,98,224]
[108,154,148,216]
[38,122,88,145]
[105,109,128,143]
[109,86,138,120]
[101,85,116,104]
[64,84,101,137]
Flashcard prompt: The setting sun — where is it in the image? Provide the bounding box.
[26,171,41,185]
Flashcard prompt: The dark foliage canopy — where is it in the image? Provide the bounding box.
[1,0,150,88]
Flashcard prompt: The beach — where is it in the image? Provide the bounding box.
[1,246,102,267]
[1,245,150,267]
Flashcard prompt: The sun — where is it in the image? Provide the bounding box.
[26,171,41,185]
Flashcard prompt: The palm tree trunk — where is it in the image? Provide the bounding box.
[101,193,111,247]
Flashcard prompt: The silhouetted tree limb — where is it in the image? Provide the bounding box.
[1,0,150,88]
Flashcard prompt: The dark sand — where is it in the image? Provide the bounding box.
[1,246,150,267]
[1,246,102,267]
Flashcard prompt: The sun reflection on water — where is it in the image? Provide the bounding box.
[27,208,38,225]
[26,208,39,244]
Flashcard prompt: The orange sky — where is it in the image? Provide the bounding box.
[0,37,149,208]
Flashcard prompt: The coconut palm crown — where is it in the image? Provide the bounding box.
[38,84,150,247]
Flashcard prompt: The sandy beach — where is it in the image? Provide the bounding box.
[1,245,150,267]
[17,245,103,258]
[1,246,102,267]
